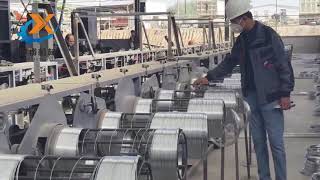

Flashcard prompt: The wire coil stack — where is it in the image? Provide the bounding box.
[204,90,239,111]
[97,110,122,129]
[0,154,152,180]
[96,156,151,180]
[150,129,188,180]
[155,90,175,111]
[187,99,225,141]
[151,112,208,159]
[134,99,154,113]
[302,145,320,176]
[96,110,208,160]
[46,127,188,180]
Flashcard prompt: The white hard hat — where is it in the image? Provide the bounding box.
[226,0,252,21]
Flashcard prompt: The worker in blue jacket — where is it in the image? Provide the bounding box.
[194,0,295,180]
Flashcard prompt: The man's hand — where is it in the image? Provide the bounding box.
[279,97,291,110]
[193,77,209,86]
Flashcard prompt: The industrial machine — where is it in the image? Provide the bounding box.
[0,154,152,180]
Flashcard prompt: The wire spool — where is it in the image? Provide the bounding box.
[187,99,225,141]
[307,145,320,157]
[301,145,320,176]
[216,83,242,90]
[301,157,320,176]
[204,90,239,110]
[47,126,82,156]
[155,90,175,111]
[204,90,243,129]
[151,112,208,159]
[312,172,320,180]
[47,127,187,180]
[10,155,151,180]
[150,129,188,180]
[80,129,137,157]
[0,154,25,179]
[223,78,241,84]
[134,98,153,113]
[96,109,122,129]
[231,73,241,79]
[96,156,152,180]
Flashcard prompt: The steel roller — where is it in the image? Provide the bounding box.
[151,112,208,159]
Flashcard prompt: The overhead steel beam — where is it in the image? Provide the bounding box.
[171,16,182,56]
[43,4,78,76]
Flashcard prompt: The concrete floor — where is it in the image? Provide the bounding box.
[187,54,320,180]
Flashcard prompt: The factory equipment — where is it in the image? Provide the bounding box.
[0,154,152,180]
[46,127,188,180]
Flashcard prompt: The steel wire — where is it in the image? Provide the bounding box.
[151,112,208,159]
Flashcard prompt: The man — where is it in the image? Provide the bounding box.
[128,30,139,50]
[54,34,88,58]
[194,0,294,180]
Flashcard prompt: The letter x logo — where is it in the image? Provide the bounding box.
[29,13,54,35]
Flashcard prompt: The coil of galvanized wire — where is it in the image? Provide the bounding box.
[95,156,151,180]
[48,126,82,156]
[150,129,188,180]
[155,90,175,111]
[204,90,239,110]
[302,145,320,176]
[134,98,153,113]
[97,110,122,129]
[187,98,225,141]
[0,154,25,179]
[151,112,208,159]
[0,154,151,180]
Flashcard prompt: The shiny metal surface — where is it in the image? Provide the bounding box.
[204,90,239,109]
[96,156,142,180]
[134,98,153,113]
[0,154,25,180]
[156,90,175,111]
[150,129,187,180]
[52,127,82,156]
[98,111,122,129]
[187,99,225,140]
[151,112,208,159]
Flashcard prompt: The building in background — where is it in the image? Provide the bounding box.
[196,0,217,17]
[252,4,299,25]
[299,0,320,24]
